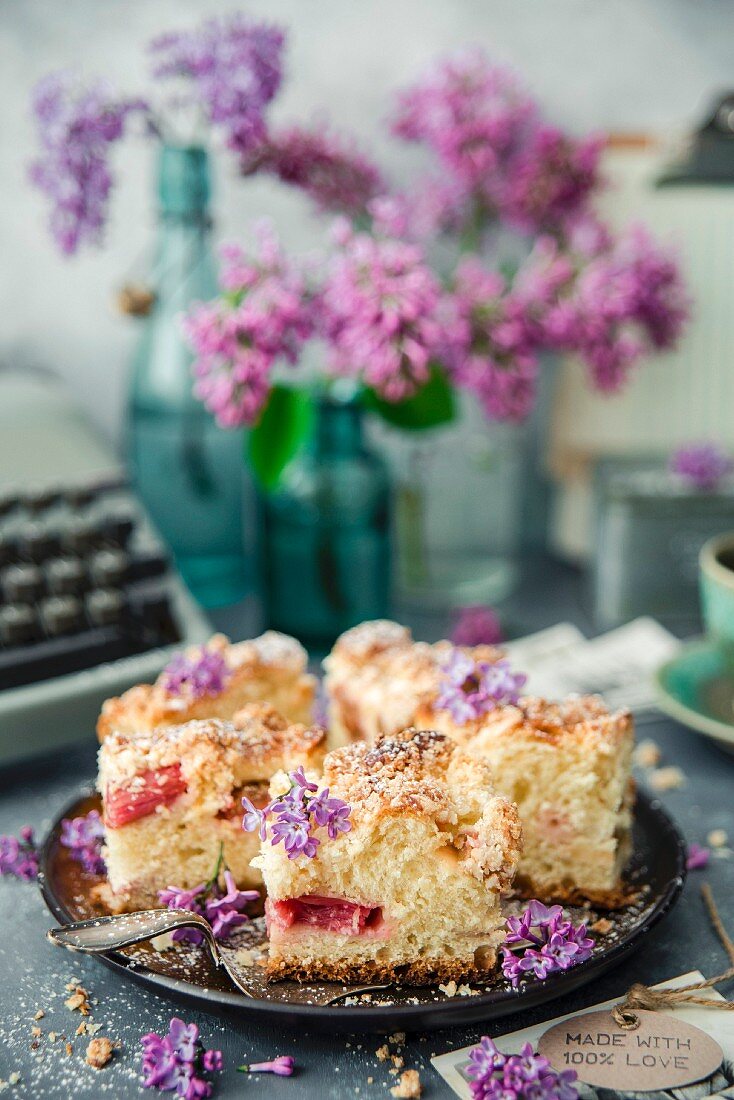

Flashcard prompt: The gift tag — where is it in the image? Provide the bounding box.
[538,1008,723,1092]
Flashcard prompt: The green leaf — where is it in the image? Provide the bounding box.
[246,385,314,492]
[364,364,456,431]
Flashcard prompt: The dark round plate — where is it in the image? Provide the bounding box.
[39,789,686,1034]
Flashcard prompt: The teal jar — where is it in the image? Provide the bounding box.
[126,145,253,607]
[261,389,391,650]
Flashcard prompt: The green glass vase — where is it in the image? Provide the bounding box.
[261,388,391,651]
[126,145,253,607]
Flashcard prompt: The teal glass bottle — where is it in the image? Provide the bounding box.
[126,145,252,607]
[262,388,391,650]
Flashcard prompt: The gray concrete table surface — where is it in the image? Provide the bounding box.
[0,561,732,1099]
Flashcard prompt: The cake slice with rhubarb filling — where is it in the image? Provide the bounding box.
[322,620,503,746]
[251,728,522,985]
[417,684,635,907]
[99,705,326,911]
[97,631,316,741]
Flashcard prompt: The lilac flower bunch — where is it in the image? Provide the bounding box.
[466,1036,578,1100]
[29,72,143,255]
[670,443,733,491]
[392,50,602,241]
[501,900,594,988]
[319,222,448,402]
[149,14,284,157]
[436,649,526,724]
[451,605,503,647]
[161,646,231,699]
[242,766,352,860]
[158,848,259,946]
[515,225,690,393]
[442,257,540,422]
[0,827,39,881]
[141,1017,222,1099]
[183,225,314,427]
[60,809,106,875]
[244,122,385,217]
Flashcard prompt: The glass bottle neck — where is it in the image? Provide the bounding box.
[313,399,364,457]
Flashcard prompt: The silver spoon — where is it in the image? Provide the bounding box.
[47,910,387,1006]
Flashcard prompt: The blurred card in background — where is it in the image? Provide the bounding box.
[506,617,681,713]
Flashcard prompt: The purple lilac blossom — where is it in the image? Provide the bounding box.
[466,1036,579,1100]
[239,1055,295,1076]
[514,225,689,392]
[441,256,540,423]
[501,900,594,989]
[29,72,144,255]
[141,1017,222,1098]
[670,444,733,492]
[60,809,106,875]
[149,14,284,156]
[242,769,352,860]
[0,827,40,881]
[319,222,448,402]
[451,606,503,647]
[182,225,314,427]
[686,843,710,871]
[392,50,601,241]
[161,647,230,699]
[436,649,526,723]
[243,122,385,217]
[158,869,258,945]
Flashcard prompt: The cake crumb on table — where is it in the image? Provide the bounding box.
[30,1027,41,1039]
[708,829,728,847]
[391,1055,404,1069]
[33,1010,44,1021]
[85,1036,114,1069]
[649,765,685,791]
[390,1069,422,1098]
[438,980,457,997]
[376,1044,389,1061]
[64,987,91,1015]
[633,739,661,768]
[388,1032,405,1046]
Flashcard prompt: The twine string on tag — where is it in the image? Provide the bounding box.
[611,884,734,1029]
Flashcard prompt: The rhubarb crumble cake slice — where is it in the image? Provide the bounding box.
[417,694,635,907]
[322,620,503,745]
[254,728,522,985]
[99,706,326,911]
[97,631,316,740]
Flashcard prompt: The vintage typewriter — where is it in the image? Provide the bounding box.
[0,368,211,763]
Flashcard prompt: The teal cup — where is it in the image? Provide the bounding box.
[699,533,734,663]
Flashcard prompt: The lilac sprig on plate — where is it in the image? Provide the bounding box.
[501,900,594,988]
[670,443,733,492]
[158,845,259,947]
[0,826,39,881]
[436,649,526,724]
[242,766,352,860]
[141,1016,222,1099]
[161,647,231,699]
[60,809,106,875]
[466,1036,578,1100]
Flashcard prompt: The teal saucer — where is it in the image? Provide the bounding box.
[656,638,734,753]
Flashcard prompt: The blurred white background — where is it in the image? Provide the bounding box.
[2,0,734,446]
